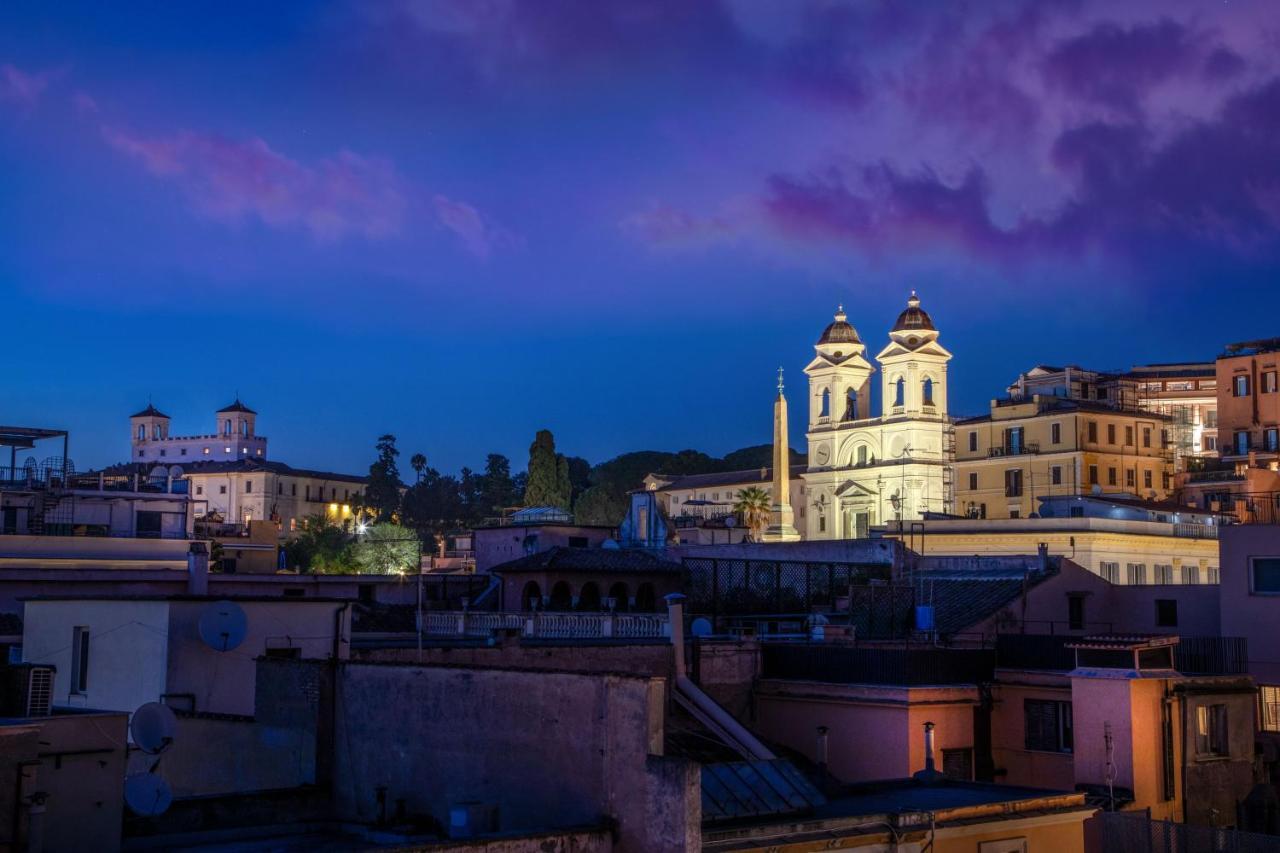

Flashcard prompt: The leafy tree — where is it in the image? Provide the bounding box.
[733,487,772,542]
[284,513,356,573]
[565,455,592,504]
[574,484,628,526]
[366,434,403,522]
[524,429,570,509]
[479,453,518,515]
[351,523,420,575]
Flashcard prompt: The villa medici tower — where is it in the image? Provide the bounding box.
[801,292,954,539]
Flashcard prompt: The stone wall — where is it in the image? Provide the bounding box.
[332,662,699,851]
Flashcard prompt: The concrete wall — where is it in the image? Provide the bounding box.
[23,599,171,711]
[1220,525,1280,684]
[418,830,613,852]
[331,662,698,851]
[157,713,317,797]
[164,599,347,716]
[665,537,904,568]
[356,640,675,684]
[753,680,978,783]
[0,713,127,853]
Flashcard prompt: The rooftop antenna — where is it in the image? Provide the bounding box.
[197,600,248,652]
[130,702,176,754]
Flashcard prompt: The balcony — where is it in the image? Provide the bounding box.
[989,442,1040,457]
[995,633,1247,675]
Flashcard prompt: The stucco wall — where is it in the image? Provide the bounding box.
[989,676,1076,791]
[35,712,128,853]
[1219,525,1280,684]
[754,680,978,783]
[331,662,698,851]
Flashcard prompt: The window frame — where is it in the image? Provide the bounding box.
[1024,698,1073,753]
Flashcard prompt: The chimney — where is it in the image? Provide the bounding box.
[665,593,687,679]
[187,541,209,595]
[912,721,945,784]
[1037,542,1050,573]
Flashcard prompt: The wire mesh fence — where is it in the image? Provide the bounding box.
[1098,811,1280,853]
[682,557,894,627]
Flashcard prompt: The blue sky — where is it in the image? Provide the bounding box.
[3,1,1278,475]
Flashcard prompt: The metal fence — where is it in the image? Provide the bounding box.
[683,557,893,624]
[1098,811,1280,853]
[994,634,1249,675]
[761,643,995,686]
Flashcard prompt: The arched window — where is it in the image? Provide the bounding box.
[608,581,630,612]
[635,583,657,612]
[857,445,867,466]
[844,388,859,421]
[152,425,161,440]
[922,378,934,407]
[549,581,573,611]
[894,377,905,407]
[240,420,249,436]
[223,420,232,436]
[137,424,146,440]
[577,582,601,611]
[521,581,542,611]
[820,389,831,418]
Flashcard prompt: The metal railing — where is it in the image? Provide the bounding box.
[760,643,995,686]
[1098,810,1278,853]
[684,558,893,627]
[988,442,1040,457]
[995,634,1248,675]
[414,610,669,640]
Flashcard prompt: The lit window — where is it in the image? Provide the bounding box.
[1195,704,1229,756]
[1234,375,1251,397]
[203,447,210,455]
[1261,686,1280,733]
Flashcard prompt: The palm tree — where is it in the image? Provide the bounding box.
[733,487,772,542]
[410,453,428,484]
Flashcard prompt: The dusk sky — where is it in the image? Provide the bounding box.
[3,1,1278,476]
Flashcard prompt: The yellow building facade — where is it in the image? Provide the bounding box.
[955,396,1173,520]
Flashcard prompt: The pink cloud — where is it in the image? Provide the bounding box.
[619,202,743,248]
[102,126,407,241]
[0,64,51,106]
[433,194,518,258]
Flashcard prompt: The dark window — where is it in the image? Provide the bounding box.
[968,473,978,491]
[1236,431,1250,455]
[1126,469,1135,488]
[71,626,90,694]
[1089,465,1098,485]
[1068,594,1085,630]
[922,378,934,406]
[1155,599,1178,627]
[1125,425,1134,446]
[1108,467,1117,486]
[942,748,973,781]
[1004,469,1023,498]
[567,536,589,548]
[894,377,905,407]
[358,584,375,604]
[1088,421,1098,443]
[1252,558,1280,594]
[292,483,297,496]
[136,511,162,538]
[1266,428,1279,452]
[245,479,253,493]
[1195,704,1229,756]
[1051,422,1061,444]
[219,485,227,495]
[1144,470,1153,489]
[1025,699,1073,752]
[968,431,977,452]
[1107,424,1116,444]
[1143,428,1152,448]
[820,389,830,418]
[282,588,305,598]
[1051,466,1062,486]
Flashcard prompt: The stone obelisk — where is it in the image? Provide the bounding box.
[763,367,801,542]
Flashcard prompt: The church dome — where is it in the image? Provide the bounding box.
[817,306,861,345]
[892,291,935,333]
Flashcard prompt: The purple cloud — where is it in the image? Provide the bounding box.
[433,194,518,258]
[0,63,51,106]
[102,126,407,241]
[1042,19,1205,114]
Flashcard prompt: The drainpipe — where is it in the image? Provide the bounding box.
[816,726,830,791]
[23,790,48,853]
[187,541,209,595]
[665,593,775,760]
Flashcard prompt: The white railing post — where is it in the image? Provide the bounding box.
[602,614,614,638]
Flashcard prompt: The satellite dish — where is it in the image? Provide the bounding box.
[197,600,248,651]
[690,617,713,637]
[724,517,735,528]
[1091,484,1103,496]
[601,539,621,550]
[148,465,169,479]
[130,702,176,754]
[124,773,172,817]
[168,465,184,478]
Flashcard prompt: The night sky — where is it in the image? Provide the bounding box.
[3,1,1278,476]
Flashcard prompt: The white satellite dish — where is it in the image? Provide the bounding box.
[124,773,173,817]
[601,538,621,549]
[168,465,184,478]
[197,600,248,651]
[690,617,713,637]
[148,465,169,479]
[130,702,176,754]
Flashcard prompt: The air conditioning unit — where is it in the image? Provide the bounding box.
[0,663,55,717]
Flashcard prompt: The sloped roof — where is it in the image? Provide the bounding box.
[129,404,170,419]
[650,464,809,492]
[492,546,683,575]
[917,563,1059,635]
[216,398,257,414]
[103,458,367,484]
